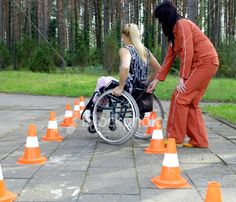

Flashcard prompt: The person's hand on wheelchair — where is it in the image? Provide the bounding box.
[112,86,123,96]
[147,78,159,93]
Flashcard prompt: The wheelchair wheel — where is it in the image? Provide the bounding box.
[93,89,140,145]
[134,95,165,140]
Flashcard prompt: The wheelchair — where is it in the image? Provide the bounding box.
[81,80,165,145]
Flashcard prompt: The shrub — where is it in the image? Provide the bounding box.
[102,30,120,74]
[217,41,236,78]
[16,37,36,70]
[28,43,56,72]
[0,42,10,69]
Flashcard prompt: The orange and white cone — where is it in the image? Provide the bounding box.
[0,164,16,202]
[60,104,77,127]
[151,138,190,188]
[205,181,222,202]
[42,112,63,142]
[144,112,156,137]
[145,119,166,154]
[17,124,47,165]
[79,96,85,112]
[140,112,150,126]
[73,99,81,120]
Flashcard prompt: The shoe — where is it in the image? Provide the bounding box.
[176,143,183,148]
[109,120,117,131]
[183,143,194,148]
[88,124,96,133]
[83,110,91,123]
[183,143,208,148]
[163,138,168,145]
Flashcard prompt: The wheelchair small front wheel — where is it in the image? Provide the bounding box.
[93,89,139,145]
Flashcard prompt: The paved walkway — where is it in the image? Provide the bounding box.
[0,94,236,202]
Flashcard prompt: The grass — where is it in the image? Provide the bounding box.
[0,70,235,103]
[1,70,235,124]
[202,104,236,125]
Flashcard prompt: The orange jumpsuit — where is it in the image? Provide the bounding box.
[156,19,219,147]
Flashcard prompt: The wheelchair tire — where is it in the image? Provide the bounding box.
[134,95,165,140]
[93,89,140,145]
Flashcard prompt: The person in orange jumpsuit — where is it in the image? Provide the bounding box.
[148,1,219,148]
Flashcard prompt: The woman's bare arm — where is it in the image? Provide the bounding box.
[148,52,161,83]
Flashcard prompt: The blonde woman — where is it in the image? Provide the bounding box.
[83,23,161,133]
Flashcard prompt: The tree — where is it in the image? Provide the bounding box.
[57,0,66,67]
[94,0,102,50]
[0,0,3,42]
[187,0,198,22]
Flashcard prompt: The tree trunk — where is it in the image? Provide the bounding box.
[94,0,102,50]
[25,0,32,38]
[57,0,66,67]
[4,0,11,49]
[123,0,129,24]
[103,0,110,36]
[12,0,21,69]
[0,0,3,42]
[69,0,75,53]
[134,0,139,25]
[83,0,89,49]
[37,0,44,42]
[187,0,198,22]
[215,0,221,48]
[44,0,50,39]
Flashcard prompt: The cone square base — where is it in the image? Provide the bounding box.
[60,122,77,127]
[151,175,191,189]
[42,135,63,142]
[0,190,17,202]
[17,156,47,165]
[145,147,166,154]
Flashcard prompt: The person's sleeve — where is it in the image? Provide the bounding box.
[176,20,194,79]
[155,45,175,81]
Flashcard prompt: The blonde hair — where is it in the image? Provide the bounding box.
[121,23,147,63]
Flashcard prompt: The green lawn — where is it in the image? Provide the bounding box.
[202,104,236,125]
[0,70,235,102]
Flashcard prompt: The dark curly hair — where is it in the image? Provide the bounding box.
[154,0,182,47]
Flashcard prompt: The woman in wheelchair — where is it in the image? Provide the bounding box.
[82,23,161,134]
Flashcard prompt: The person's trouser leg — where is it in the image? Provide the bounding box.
[166,61,218,145]
[186,65,218,147]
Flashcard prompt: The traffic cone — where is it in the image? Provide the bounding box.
[0,164,16,202]
[60,104,77,127]
[145,119,166,154]
[205,181,222,202]
[151,138,190,188]
[140,112,150,126]
[17,124,47,165]
[73,98,81,120]
[79,96,85,112]
[42,112,63,142]
[144,112,156,137]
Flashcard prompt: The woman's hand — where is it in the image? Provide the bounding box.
[112,86,124,96]
[176,77,186,93]
[146,79,159,93]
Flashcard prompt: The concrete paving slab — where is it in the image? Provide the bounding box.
[5,178,29,194]
[17,170,84,202]
[91,155,133,168]
[40,154,92,172]
[140,188,203,202]
[1,163,40,179]
[77,194,140,202]
[1,94,236,202]
[198,187,236,202]
[183,163,236,187]
[83,167,139,195]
